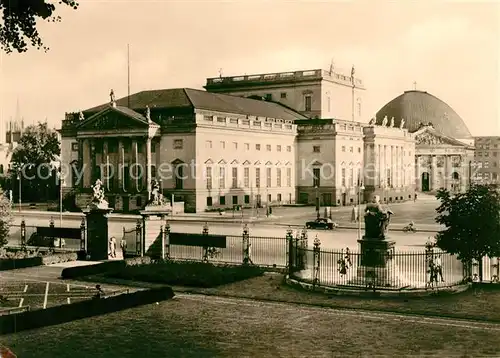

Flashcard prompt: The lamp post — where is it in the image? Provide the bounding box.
[357,182,365,240]
[17,166,22,213]
[58,166,64,227]
[314,185,319,219]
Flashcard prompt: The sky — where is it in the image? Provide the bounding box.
[0,0,499,136]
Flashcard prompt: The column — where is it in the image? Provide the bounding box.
[400,146,404,187]
[132,139,139,192]
[78,139,84,189]
[459,155,466,191]
[444,155,449,190]
[103,140,109,189]
[431,155,437,190]
[146,137,152,197]
[118,139,124,190]
[90,139,96,184]
[415,155,420,191]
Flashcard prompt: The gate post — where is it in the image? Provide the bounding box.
[80,218,86,252]
[313,235,321,287]
[202,222,209,262]
[300,226,308,270]
[242,224,250,265]
[286,227,294,275]
[49,217,55,248]
[164,221,170,260]
[135,219,142,256]
[20,218,26,250]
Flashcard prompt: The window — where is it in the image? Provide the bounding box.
[265,94,272,101]
[232,167,238,188]
[266,144,271,152]
[71,143,78,151]
[277,193,282,202]
[277,145,282,152]
[276,168,282,187]
[349,146,353,153]
[219,196,226,205]
[266,168,272,187]
[256,144,261,151]
[206,197,213,206]
[245,143,250,150]
[256,168,261,188]
[327,96,331,112]
[220,141,226,149]
[286,145,291,152]
[219,167,225,189]
[173,139,183,149]
[123,140,131,153]
[358,147,361,153]
[233,142,238,150]
[305,95,312,111]
[137,142,143,153]
[217,116,226,123]
[204,115,213,121]
[206,167,212,189]
[341,168,346,186]
[313,168,320,187]
[494,152,497,157]
[268,194,272,202]
[386,169,391,187]
[175,165,184,189]
[244,195,250,204]
[151,165,156,178]
[286,168,291,187]
[232,195,238,205]
[349,169,354,187]
[244,167,249,187]
[206,140,212,149]
[280,92,287,99]
[313,146,320,153]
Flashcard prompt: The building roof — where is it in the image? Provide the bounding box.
[375,90,473,139]
[84,88,307,122]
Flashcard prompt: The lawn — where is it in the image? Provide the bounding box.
[2,293,500,357]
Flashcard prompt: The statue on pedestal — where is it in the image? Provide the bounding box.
[381,116,388,126]
[364,195,394,239]
[389,117,395,127]
[148,179,167,207]
[399,118,405,129]
[90,179,109,209]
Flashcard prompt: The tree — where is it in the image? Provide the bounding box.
[0,0,79,53]
[435,185,500,281]
[10,122,60,202]
[0,187,12,247]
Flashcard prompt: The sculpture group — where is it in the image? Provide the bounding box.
[364,195,394,239]
[90,179,109,209]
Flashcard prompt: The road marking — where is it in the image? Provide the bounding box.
[23,284,28,293]
[176,294,500,332]
[43,282,49,309]
[18,298,24,307]
[0,272,120,290]
[67,297,71,304]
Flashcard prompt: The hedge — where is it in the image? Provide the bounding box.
[0,252,78,271]
[60,256,151,279]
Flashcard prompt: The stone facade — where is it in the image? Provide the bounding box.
[473,136,500,186]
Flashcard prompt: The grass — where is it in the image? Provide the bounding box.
[2,293,500,357]
[103,261,265,288]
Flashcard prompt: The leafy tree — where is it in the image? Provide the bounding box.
[0,187,12,247]
[0,0,79,53]
[10,122,60,202]
[435,185,500,281]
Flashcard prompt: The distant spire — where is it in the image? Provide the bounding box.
[413,81,417,90]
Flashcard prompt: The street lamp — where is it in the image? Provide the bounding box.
[357,182,365,240]
[58,165,64,228]
[16,166,22,213]
[314,185,319,218]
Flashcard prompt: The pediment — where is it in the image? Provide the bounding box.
[78,106,149,131]
[218,159,227,165]
[204,159,214,165]
[285,161,292,166]
[242,160,251,165]
[414,127,467,147]
[265,161,273,166]
[171,158,184,165]
[311,160,322,166]
[254,160,261,165]
[230,159,239,165]
[275,161,282,166]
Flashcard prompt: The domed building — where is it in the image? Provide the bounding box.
[375,90,475,193]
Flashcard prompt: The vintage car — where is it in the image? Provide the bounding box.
[305,218,337,230]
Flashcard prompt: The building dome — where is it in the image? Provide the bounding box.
[375,90,472,139]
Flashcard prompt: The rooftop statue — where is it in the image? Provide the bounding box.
[381,116,388,126]
[364,195,394,239]
[110,89,116,104]
[145,105,151,121]
[90,179,109,209]
[389,117,395,127]
[400,118,405,129]
[368,117,376,125]
[79,111,85,121]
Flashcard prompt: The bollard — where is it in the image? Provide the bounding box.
[313,235,321,287]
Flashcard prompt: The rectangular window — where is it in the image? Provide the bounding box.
[233,142,238,150]
[277,193,282,202]
[206,140,212,149]
[342,146,346,152]
[268,194,272,202]
[305,95,312,111]
[341,168,346,186]
[266,168,272,187]
[286,168,291,187]
[256,168,261,188]
[313,146,320,153]
[173,139,183,149]
[232,195,238,205]
[123,140,131,153]
[220,141,225,149]
[313,168,320,187]
[71,143,78,151]
[244,167,249,187]
[151,141,156,153]
[277,145,282,152]
[386,169,391,187]
[175,165,183,189]
[206,196,213,206]
[280,92,287,99]
[232,167,238,188]
[349,146,353,153]
[358,147,361,153]
[244,195,250,204]
[136,196,142,208]
[256,144,261,151]
[349,168,354,187]
[219,196,226,205]
[286,146,292,152]
[219,167,225,189]
[276,168,282,187]
[266,144,271,151]
[206,166,212,189]
[245,143,250,150]
[357,102,361,116]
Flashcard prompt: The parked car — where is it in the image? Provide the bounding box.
[305,218,337,230]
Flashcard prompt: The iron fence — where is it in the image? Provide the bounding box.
[8,221,83,251]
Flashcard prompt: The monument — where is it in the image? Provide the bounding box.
[83,179,113,260]
[351,195,398,287]
[139,179,172,258]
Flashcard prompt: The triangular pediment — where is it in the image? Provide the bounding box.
[275,161,282,166]
[78,106,149,131]
[230,159,239,165]
[204,159,214,165]
[171,158,184,165]
[254,160,261,165]
[311,160,322,166]
[285,161,292,166]
[413,127,469,147]
[242,160,251,165]
[218,159,227,165]
[265,161,273,166]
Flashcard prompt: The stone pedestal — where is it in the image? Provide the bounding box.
[140,205,171,258]
[350,237,398,287]
[83,206,113,261]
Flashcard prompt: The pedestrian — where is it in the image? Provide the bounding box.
[414,193,417,202]
[351,205,357,222]
[247,243,253,265]
[434,255,444,282]
[120,237,127,259]
[109,237,116,258]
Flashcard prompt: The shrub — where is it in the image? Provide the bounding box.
[0,187,12,248]
[41,252,78,265]
[104,261,265,288]
[61,260,127,279]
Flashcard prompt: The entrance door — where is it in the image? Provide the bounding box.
[421,172,430,192]
[122,196,129,212]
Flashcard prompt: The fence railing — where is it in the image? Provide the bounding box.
[8,221,84,251]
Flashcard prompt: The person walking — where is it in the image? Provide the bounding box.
[434,255,444,282]
[109,237,116,258]
[120,237,127,259]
